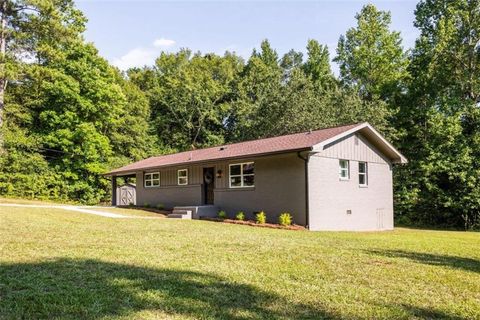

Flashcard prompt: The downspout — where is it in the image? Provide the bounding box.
[297,150,311,229]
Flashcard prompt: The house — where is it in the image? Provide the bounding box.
[105,123,407,231]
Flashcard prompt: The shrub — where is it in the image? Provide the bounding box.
[128,202,135,207]
[235,211,245,221]
[256,211,266,224]
[156,203,164,210]
[279,212,292,226]
[218,210,227,219]
[143,202,150,208]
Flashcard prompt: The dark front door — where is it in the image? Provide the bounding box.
[203,167,215,205]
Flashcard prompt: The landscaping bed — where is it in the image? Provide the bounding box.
[201,217,306,230]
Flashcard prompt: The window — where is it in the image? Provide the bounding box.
[178,169,188,185]
[359,162,368,186]
[229,162,254,188]
[144,172,160,187]
[339,159,349,180]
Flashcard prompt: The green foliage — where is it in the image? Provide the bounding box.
[156,204,164,210]
[395,0,480,230]
[217,210,227,219]
[0,1,155,204]
[235,211,245,221]
[278,213,292,226]
[3,208,480,319]
[143,203,150,208]
[255,211,267,224]
[303,39,336,89]
[129,50,242,151]
[334,4,409,101]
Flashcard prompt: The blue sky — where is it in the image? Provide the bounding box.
[77,1,419,72]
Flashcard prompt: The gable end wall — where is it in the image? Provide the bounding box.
[308,133,394,231]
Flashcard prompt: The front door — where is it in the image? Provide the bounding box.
[203,167,215,205]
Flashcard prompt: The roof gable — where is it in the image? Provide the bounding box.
[312,123,407,164]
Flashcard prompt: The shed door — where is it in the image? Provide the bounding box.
[118,185,136,206]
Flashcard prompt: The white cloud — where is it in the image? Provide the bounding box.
[112,47,157,70]
[153,38,176,48]
[112,37,177,70]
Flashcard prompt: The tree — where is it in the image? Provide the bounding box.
[0,0,85,148]
[334,4,409,101]
[227,38,392,141]
[396,0,480,229]
[3,38,155,203]
[303,39,335,89]
[226,40,283,141]
[0,1,155,203]
[130,50,243,151]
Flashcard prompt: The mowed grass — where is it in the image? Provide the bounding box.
[85,207,167,218]
[0,206,479,319]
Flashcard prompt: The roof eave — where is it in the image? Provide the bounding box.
[104,147,312,176]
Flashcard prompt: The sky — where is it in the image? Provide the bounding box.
[76,1,420,72]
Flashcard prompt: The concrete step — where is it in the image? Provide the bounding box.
[173,205,219,219]
[168,209,192,219]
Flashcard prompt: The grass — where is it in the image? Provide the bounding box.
[0,204,479,319]
[85,207,167,218]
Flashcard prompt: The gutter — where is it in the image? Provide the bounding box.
[297,149,311,229]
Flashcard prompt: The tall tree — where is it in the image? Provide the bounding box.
[227,40,283,141]
[130,50,243,151]
[0,0,85,148]
[334,4,409,101]
[303,39,335,89]
[0,1,155,203]
[396,0,480,229]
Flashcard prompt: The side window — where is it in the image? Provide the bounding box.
[144,172,160,187]
[359,162,368,186]
[178,169,188,185]
[339,160,349,180]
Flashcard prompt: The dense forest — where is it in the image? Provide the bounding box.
[0,0,479,230]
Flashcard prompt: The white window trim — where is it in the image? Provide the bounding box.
[229,162,255,188]
[359,162,368,187]
[177,169,188,185]
[339,159,350,180]
[144,172,160,188]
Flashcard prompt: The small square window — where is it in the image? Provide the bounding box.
[144,172,160,187]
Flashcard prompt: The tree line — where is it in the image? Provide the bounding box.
[0,0,479,230]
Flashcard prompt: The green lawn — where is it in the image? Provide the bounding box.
[0,205,479,319]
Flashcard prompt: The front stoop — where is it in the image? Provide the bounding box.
[168,209,192,219]
[171,205,219,219]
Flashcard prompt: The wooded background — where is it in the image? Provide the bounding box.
[0,0,479,230]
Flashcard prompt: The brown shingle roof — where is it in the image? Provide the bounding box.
[107,123,362,175]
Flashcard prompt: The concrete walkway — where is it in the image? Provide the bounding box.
[0,203,159,219]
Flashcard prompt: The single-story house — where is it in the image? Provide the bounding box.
[105,122,407,231]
